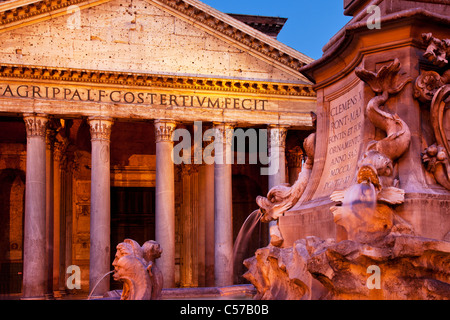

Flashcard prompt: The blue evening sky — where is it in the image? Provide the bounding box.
[200,0,352,60]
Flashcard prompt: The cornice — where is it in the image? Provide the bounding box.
[0,63,316,97]
[0,0,87,25]
[0,0,314,78]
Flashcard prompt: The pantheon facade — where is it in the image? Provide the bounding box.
[0,0,316,298]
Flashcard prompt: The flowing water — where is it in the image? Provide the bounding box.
[87,270,114,300]
[342,181,377,219]
[232,209,263,282]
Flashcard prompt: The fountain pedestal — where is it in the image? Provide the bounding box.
[279,0,450,246]
[244,0,450,301]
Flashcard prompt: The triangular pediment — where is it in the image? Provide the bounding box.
[0,0,313,84]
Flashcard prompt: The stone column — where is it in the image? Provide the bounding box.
[268,125,288,187]
[22,113,48,299]
[199,127,215,287]
[203,162,215,286]
[267,126,288,239]
[180,164,200,287]
[88,117,113,297]
[45,127,55,299]
[63,151,75,294]
[213,122,234,287]
[154,119,177,288]
[53,137,67,297]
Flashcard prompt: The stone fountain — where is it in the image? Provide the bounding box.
[242,0,450,300]
[104,239,163,300]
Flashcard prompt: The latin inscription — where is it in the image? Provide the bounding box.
[317,83,365,194]
[0,84,269,111]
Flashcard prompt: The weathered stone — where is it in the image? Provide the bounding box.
[111,239,163,300]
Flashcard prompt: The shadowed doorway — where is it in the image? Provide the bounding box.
[0,169,25,295]
[110,186,155,290]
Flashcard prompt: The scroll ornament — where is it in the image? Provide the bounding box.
[415,33,450,190]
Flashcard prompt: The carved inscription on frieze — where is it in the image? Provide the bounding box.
[316,82,365,196]
[0,83,269,111]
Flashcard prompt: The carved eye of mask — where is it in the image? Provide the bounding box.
[383,162,393,176]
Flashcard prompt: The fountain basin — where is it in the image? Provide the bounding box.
[100,284,256,300]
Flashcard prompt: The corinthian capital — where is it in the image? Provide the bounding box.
[23,113,48,138]
[213,122,235,147]
[268,125,288,149]
[88,117,113,142]
[154,119,177,143]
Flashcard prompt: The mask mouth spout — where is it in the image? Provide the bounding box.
[357,164,381,191]
[259,208,271,223]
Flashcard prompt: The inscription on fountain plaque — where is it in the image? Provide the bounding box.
[315,82,365,197]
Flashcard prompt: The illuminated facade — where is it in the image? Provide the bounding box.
[0,0,316,298]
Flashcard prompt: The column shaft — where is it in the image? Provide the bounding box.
[154,120,177,288]
[268,126,288,188]
[45,128,54,298]
[53,138,67,296]
[22,114,48,299]
[88,117,113,297]
[203,163,215,287]
[214,123,234,287]
[268,126,288,237]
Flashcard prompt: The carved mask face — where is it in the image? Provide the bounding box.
[112,243,133,281]
[358,150,394,189]
[112,251,124,281]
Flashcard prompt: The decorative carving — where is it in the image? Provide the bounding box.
[422,86,450,189]
[329,59,412,243]
[0,64,315,97]
[355,59,412,163]
[415,33,450,190]
[414,70,449,103]
[154,120,177,143]
[112,239,163,300]
[268,126,288,150]
[88,117,113,142]
[256,131,316,224]
[23,113,48,138]
[212,122,235,146]
[422,32,450,67]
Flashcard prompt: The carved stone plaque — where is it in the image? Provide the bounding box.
[315,81,365,197]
